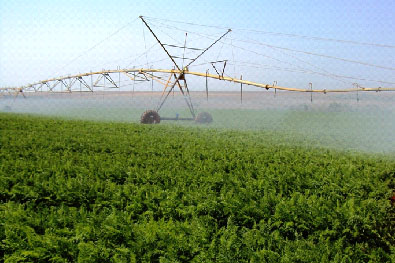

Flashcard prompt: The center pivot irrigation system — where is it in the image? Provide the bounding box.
[138,16,231,124]
[2,16,395,124]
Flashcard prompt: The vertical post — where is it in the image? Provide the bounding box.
[206,69,209,102]
[151,69,154,106]
[118,66,121,90]
[309,83,313,103]
[240,75,243,104]
[103,72,106,89]
[90,71,93,92]
[353,83,359,103]
[182,33,187,69]
[172,67,175,98]
[103,71,105,102]
[132,72,135,100]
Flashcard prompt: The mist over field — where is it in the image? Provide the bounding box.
[1,91,394,154]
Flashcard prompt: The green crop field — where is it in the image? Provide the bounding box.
[0,113,394,262]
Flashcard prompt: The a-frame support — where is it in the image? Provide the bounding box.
[139,16,231,121]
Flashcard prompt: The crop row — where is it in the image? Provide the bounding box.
[0,113,394,262]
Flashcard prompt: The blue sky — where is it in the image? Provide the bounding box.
[1,0,394,90]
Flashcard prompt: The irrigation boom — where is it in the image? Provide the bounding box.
[2,16,394,123]
[10,68,395,94]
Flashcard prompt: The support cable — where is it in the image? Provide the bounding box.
[144,16,395,48]
[229,37,395,71]
[52,17,139,77]
[148,20,395,84]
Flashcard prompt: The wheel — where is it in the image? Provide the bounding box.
[140,110,161,124]
[195,112,213,124]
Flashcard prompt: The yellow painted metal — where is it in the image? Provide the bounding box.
[10,68,395,93]
[140,71,171,87]
[159,74,174,99]
[122,72,137,81]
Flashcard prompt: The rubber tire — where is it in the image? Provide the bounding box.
[195,112,213,124]
[140,110,161,124]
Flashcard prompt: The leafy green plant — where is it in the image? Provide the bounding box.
[0,113,394,262]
